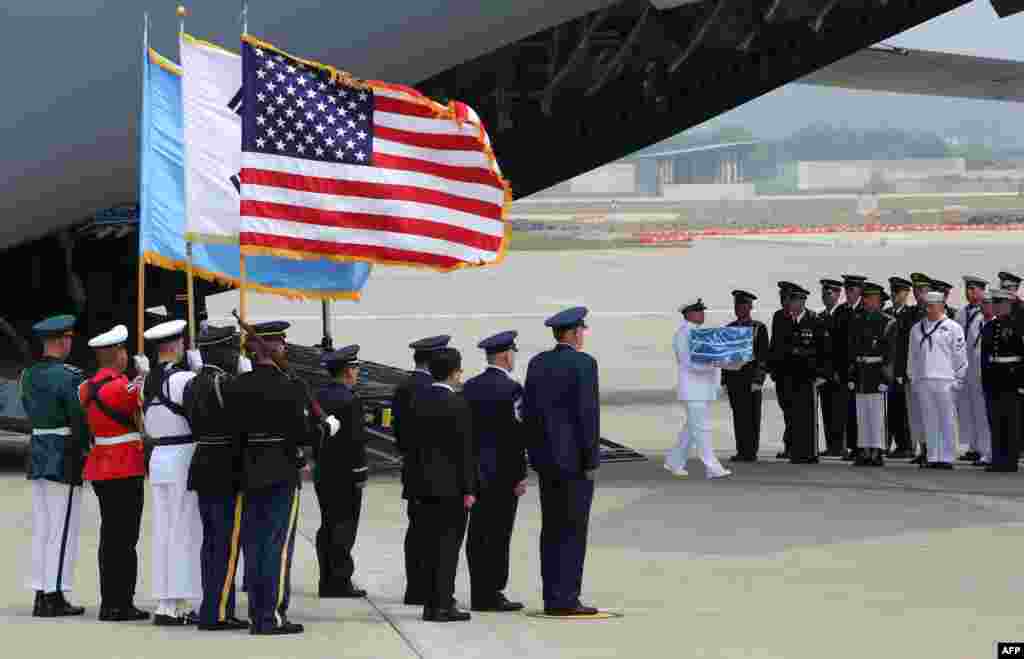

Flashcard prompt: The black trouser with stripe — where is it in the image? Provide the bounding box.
[779,376,817,461]
[467,485,518,603]
[92,476,144,609]
[726,382,763,459]
[197,492,244,625]
[240,482,299,630]
[887,387,911,452]
[315,481,363,588]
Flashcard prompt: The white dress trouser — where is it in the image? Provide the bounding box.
[666,402,726,476]
[151,481,203,601]
[916,379,958,464]
[29,480,82,593]
[855,394,885,449]
[907,381,926,451]
[956,380,992,462]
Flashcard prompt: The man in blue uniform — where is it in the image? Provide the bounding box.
[224,320,340,635]
[392,335,450,606]
[523,307,601,616]
[183,326,250,631]
[22,314,89,617]
[314,345,369,599]
[463,331,527,612]
[980,289,1024,472]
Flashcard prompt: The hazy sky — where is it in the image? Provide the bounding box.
[693,1,1024,140]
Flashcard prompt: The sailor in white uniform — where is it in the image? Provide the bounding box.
[954,276,992,466]
[140,320,205,625]
[908,292,968,468]
[665,298,731,479]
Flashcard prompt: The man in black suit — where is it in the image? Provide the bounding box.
[522,306,601,616]
[770,282,800,458]
[405,347,477,622]
[391,335,450,606]
[832,275,866,460]
[884,277,915,458]
[314,345,369,599]
[462,331,527,612]
[817,279,846,457]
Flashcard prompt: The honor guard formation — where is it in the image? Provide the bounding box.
[19,305,604,633]
[18,270,1024,633]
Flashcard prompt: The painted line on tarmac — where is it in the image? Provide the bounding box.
[210,309,738,322]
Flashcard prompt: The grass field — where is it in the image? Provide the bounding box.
[878,194,1024,211]
[507,231,689,251]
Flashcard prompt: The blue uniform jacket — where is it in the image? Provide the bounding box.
[461,367,527,491]
[20,357,90,484]
[522,344,600,480]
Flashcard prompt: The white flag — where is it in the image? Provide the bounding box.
[181,34,241,243]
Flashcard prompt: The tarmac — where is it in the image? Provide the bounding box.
[4,232,1024,658]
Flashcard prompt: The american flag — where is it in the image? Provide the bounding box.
[238,38,510,271]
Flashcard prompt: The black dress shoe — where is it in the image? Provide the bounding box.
[154,611,198,626]
[423,606,471,622]
[986,465,1019,472]
[251,621,304,635]
[37,592,84,617]
[319,582,366,598]
[472,594,524,612]
[933,462,953,470]
[888,449,913,459]
[776,451,789,459]
[32,591,43,617]
[544,605,600,616]
[199,617,249,631]
[99,606,150,621]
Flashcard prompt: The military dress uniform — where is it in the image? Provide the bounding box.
[955,277,991,465]
[767,287,832,464]
[522,307,601,615]
[847,283,899,466]
[79,324,149,621]
[817,280,847,457]
[392,334,450,606]
[908,293,968,468]
[769,282,799,458]
[314,345,369,598]
[832,275,867,459]
[980,290,1024,472]
[223,321,340,635]
[182,326,250,631]
[883,277,914,457]
[723,291,769,462]
[462,331,527,611]
[404,348,477,622]
[141,320,204,625]
[998,272,1023,322]
[905,273,933,463]
[22,315,89,617]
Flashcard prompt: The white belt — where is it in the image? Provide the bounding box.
[32,427,70,436]
[856,356,883,364]
[992,356,1023,364]
[94,432,142,446]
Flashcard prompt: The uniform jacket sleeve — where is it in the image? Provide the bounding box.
[814,316,833,380]
[950,323,968,384]
[907,322,917,381]
[882,317,898,383]
[578,355,601,472]
[512,381,528,481]
[391,382,411,455]
[62,368,91,461]
[753,323,769,385]
[349,394,368,483]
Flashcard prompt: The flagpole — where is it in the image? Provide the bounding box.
[137,11,149,357]
[321,300,333,350]
[238,1,249,335]
[176,5,197,347]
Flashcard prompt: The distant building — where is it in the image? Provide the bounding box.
[796,158,967,191]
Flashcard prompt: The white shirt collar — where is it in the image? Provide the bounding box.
[556,341,577,351]
[432,382,455,392]
[414,367,431,375]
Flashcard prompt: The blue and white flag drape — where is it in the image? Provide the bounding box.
[689,326,754,365]
[139,46,371,300]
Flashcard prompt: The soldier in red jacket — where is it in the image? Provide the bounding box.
[79,324,149,622]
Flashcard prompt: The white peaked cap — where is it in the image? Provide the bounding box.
[88,324,128,348]
[143,319,187,342]
[924,292,945,304]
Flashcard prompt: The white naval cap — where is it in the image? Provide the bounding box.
[88,324,128,348]
[988,288,1015,302]
[143,319,187,343]
[924,291,945,305]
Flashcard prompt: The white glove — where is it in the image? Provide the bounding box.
[896,377,904,385]
[814,378,826,387]
[878,384,888,393]
[751,383,762,392]
[951,381,964,393]
[325,415,340,437]
[186,349,203,372]
[847,382,855,391]
[584,469,597,482]
[237,355,253,374]
[133,354,150,375]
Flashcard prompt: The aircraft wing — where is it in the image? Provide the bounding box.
[799,46,1024,102]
